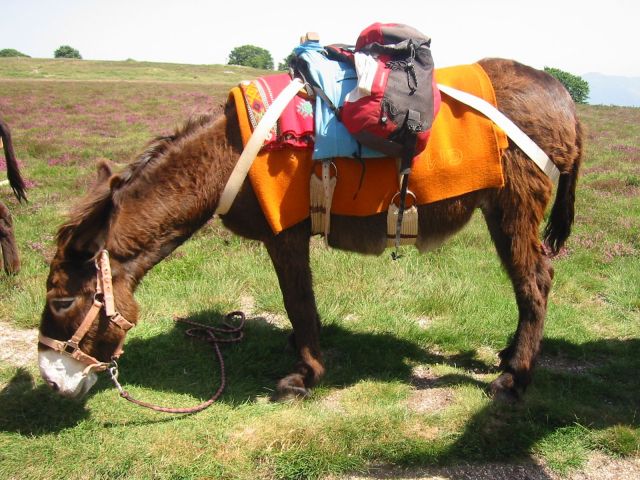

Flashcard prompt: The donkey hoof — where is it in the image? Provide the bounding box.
[274,373,311,401]
[489,372,520,403]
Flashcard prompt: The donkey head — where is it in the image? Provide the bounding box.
[38,162,139,398]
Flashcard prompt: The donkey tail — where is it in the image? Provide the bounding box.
[0,117,27,203]
[543,119,583,255]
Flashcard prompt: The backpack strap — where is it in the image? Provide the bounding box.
[325,44,355,64]
[291,55,341,118]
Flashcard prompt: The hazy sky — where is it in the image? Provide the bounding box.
[2,0,638,77]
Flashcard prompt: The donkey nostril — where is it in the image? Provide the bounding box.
[47,380,60,392]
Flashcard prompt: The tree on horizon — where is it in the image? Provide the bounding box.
[544,67,589,104]
[54,45,82,59]
[0,48,30,58]
[227,45,273,70]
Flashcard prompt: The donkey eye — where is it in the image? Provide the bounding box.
[50,297,77,314]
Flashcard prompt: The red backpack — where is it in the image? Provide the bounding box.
[327,23,441,174]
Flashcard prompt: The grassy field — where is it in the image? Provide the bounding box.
[1,57,639,479]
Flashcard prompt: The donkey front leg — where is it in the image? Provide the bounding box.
[264,221,324,399]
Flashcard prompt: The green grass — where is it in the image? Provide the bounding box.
[1,58,639,479]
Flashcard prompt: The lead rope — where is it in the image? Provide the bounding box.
[107,311,245,414]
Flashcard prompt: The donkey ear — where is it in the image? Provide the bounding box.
[95,159,113,185]
[63,199,110,259]
[58,185,113,260]
[96,158,125,192]
[109,174,124,191]
[68,230,106,261]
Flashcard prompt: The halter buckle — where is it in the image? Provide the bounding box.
[63,341,80,355]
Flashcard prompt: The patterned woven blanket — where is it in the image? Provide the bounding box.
[238,73,314,150]
[229,63,508,234]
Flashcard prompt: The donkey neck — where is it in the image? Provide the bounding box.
[105,114,238,285]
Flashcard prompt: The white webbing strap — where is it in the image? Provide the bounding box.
[215,77,305,216]
[436,83,561,183]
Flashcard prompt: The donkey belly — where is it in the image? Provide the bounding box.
[328,213,388,255]
[327,192,483,255]
[327,215,451,255]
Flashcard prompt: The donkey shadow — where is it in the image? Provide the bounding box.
[2,308,639,469]
[376,336,640,476]
[0,309,486,435]
[0,367,90,435]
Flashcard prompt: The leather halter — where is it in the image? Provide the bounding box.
[38,250,135,372]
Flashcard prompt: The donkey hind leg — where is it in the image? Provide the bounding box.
[263,221,324,399]
[0,201,20,274]
[482,202,553,401]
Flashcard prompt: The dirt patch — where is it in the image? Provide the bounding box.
[239,294,256,313]
[26,238,55,264]
[407,366,456,413]
[251,312,289,328]
[567,452,640,480]
[549,232,637,263]
[415,316,436,329]
[410,366,446,388]
[406,388,455,414]
[602,242,637,263]
[582,165,615,176]
[343,458,555,480]
[0,321,38,368]
[240,294,288,328]
[343,452,640,479]
[536,355,596,375]
[320,389,347,413]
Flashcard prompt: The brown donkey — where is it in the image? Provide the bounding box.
[0,116,27,274]
[37,59,582,402]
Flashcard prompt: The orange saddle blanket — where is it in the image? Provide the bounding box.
[228,63,509,234]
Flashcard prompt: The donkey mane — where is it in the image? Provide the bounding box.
[56,112,218,248]
[119,113,216,186]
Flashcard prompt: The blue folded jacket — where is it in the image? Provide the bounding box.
[294,41,385,160]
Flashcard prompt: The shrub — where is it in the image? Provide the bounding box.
[54,45,82,59]
[228,45,273,70]
[277,52,295,71]
[0,48,30,58]
[544,67,590,104]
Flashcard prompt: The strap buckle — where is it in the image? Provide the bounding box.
[63,340,80,355]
